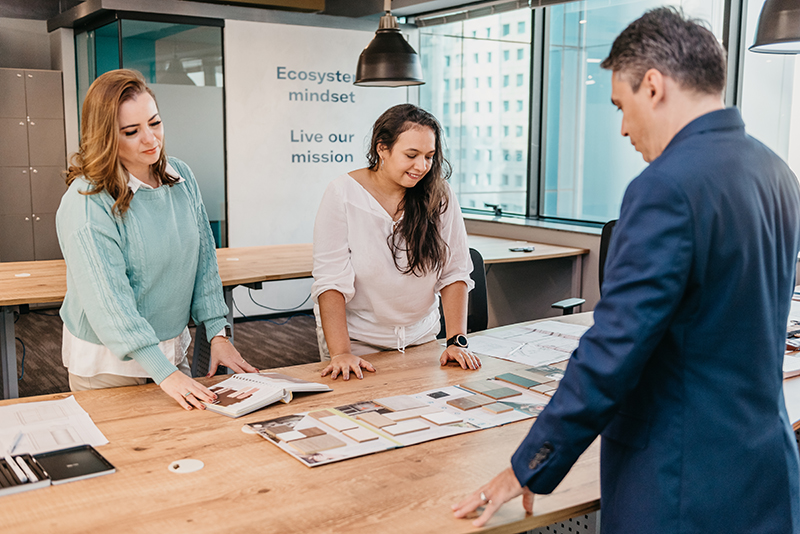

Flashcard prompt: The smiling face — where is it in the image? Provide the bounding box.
[611,71,659,163]
[377,125,436,190]
[117,92,164,178]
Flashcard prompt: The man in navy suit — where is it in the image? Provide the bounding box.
[454,7,800,533]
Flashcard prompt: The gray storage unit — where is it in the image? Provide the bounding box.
[0,68,67,262]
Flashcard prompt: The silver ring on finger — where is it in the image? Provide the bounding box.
[480,491,491,504]
[183,391,192,398]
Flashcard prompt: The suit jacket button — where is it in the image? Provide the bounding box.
[528,442,554,470]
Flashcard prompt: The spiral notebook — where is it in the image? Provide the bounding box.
[201,372,331,418]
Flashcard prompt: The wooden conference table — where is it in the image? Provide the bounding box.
[0,314,599,534]
[0,236,587,399]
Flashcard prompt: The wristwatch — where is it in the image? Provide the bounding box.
[211,325,232,343]
[446,334,469,349]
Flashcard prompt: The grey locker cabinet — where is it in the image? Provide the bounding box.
[0,68,67,262]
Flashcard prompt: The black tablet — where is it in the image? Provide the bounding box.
[34,445,115,484]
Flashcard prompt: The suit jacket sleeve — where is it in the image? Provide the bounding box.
[511,170,694,493]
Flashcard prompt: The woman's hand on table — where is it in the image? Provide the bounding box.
[159,371,217,411]
[440,345,481,370]
[452,466,534,527]
[207,338,259,376]
[321,353,376,380]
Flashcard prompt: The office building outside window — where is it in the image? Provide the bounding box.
[420,9,532,214]
[542,0,724,222]
[421,0,724,222]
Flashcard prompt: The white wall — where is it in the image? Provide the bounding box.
[224,19,410,316]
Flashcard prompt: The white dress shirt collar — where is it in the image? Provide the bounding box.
[127,161,184,193]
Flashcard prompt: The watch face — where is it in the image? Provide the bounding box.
[456,334,468,347]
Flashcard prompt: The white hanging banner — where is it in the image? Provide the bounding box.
[225,20,409,247]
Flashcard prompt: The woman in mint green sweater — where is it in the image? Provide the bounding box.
[56,69,257,410]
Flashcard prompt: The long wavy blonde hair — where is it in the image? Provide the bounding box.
[67,69,178,216]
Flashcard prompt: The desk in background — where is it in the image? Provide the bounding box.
[0,245,312,400]
[0,238,586,400]
[0,314,600,534]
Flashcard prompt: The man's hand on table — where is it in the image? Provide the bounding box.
[452,466,534,527]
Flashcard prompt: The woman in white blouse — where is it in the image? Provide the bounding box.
[311,104,481,380]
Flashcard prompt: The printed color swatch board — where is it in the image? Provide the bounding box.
[248,378,550,467]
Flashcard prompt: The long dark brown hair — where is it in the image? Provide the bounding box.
[67,69,178,216]
[367,104,451,276]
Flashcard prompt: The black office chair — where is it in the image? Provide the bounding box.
[438,247,489,338]
[551,219,617,314]
[190,323,229,378]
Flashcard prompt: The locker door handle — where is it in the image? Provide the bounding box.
[32,169,38,174]
[29,121,35,126]
[35,217,41,221]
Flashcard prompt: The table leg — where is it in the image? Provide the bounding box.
[1,306,19,400]
[223,288,234,375]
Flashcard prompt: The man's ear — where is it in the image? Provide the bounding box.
[640,68,665,107]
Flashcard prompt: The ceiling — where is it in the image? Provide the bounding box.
[0,0,485,21]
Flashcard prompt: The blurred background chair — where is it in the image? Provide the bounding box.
[552,219,617,315]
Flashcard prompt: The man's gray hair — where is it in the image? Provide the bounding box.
[601,7,726,94]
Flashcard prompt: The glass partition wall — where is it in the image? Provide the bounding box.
[74,16,227,246]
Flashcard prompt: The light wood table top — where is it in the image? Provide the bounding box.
[0,245,314,307]
[467,235,588,265]
[0,315,599,534]
[0,238,585,307]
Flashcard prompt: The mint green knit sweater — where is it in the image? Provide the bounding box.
[56,157,228,383]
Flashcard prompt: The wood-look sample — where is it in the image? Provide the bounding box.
[290,434,346,455]
[343,427,379,443]
[373,395,428,412]
[319,415,359,432]
[482,403,513,415]
[421,411,463,426]
[299,427,326,438]
[355,411,394,428]
[275,430,307,442]
[447,397,481,411]
[382,419,430,436]
[384,406,438,421]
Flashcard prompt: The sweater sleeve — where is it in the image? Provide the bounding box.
[311,179,356,304]
[171,158,230,343]
[58,192,178,383]
[435,185,475,293]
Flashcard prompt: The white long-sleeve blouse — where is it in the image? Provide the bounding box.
[311,173,474,351]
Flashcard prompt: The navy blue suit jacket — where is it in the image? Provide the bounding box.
[511,108,800,533]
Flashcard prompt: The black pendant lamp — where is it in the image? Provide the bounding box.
[354,0,425,87]
[750,0,800,54]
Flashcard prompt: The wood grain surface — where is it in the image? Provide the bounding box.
[467,235,588,265]
[0,315,599,534]
[0,238,586,307]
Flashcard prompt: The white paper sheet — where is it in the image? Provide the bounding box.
[0,396,109,455]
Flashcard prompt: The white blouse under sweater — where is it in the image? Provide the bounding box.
[311,173,474,351]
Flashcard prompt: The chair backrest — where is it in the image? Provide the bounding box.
[467,247,489,333]
[191,323,229,377]
[598,219,617,297]
[438,247,489,337]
